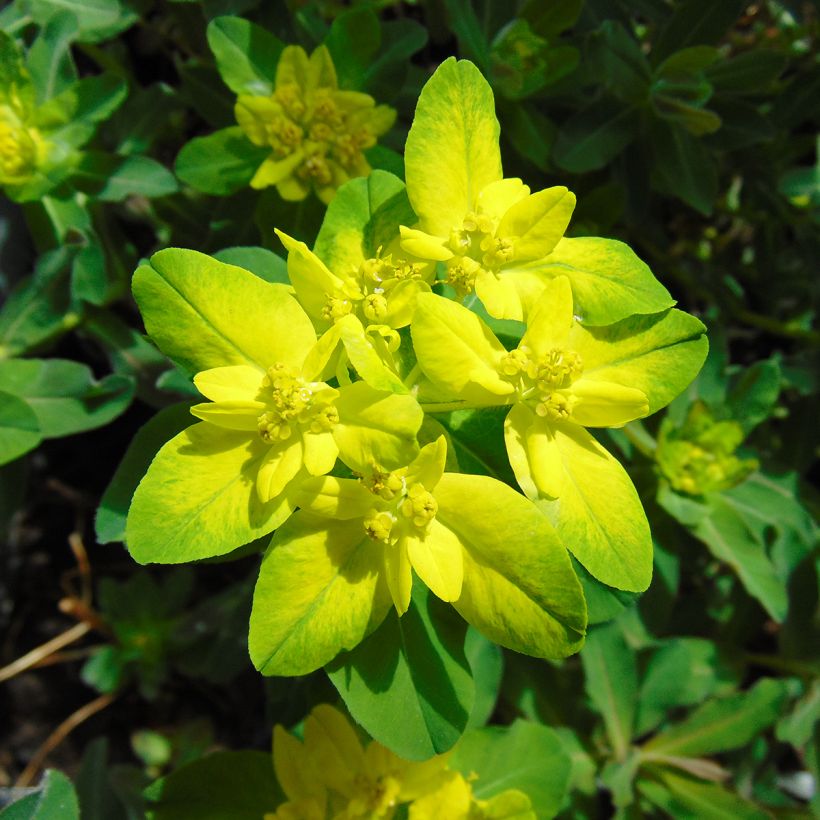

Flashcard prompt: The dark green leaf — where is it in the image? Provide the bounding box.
[143,751,281,820]
[0,390,41,466]
[465,628,503,729]
[706,49,787,95]
[501,102,555,170]
[589,21,651,104]
[360,19,428,100]
[520,0,583,38]
[212,246,288,284]
[653,0,748,63]
[324,6,380,90]
[175,127,267,196]
[443,0,490,71]
[727,358,780,432]
[553,98,640,172]
[327,583,474,760]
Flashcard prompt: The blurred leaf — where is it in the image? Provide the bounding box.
[451,720,572,817]
[0,247,78,357]
[636,638,738,735]
[520,0,583,38]
[639,770,770,819]
[176,62,235,129]
[360,19,428,100]
[206,16,283,96]
[0,390,41,466]
[0,358,134,439]
[443,0,490,71]
[777,679,820,749]
[110,83,180,155]
[28,0,136,42]
[75,737,148,820]
[71,153,177,201]
[0,769,79,819]
[726,358,780,433]
[502,102,555,170]
[653,0,748,63]
[327,583,474,760]
[25,10,78,103]
[650,119,717,215]
[573,558,637,625]
[589,20,651,104]
[96,403,194,544]
[644,678,788,757]
[706,49,787,95]
[143,751,282,820]
[464,627,503,729]
[175,127,267,196]
[324,6,380,90]
[581,621,637,759]
[704,98,775,150]
[692,495,789,621]
[553,98,640,172]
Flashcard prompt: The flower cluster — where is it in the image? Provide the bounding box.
[236,45,395,202]
[126,58,707,678]
[268,705,534,820]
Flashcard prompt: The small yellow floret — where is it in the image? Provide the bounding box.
[364,510,396,542]
[399,483,438,530]
[0,105,42,185]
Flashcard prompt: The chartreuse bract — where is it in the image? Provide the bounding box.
[411,276,707,592]
[125,250,422,563]
[249,436,585,676]
[401,58,674,326]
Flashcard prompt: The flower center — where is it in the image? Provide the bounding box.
[360,467,437,542]
[0,108,40,182]
[256,363,338,442]
[444,209,513,295]
[499,345,584,421]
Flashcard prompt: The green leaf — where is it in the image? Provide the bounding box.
[143,751,282,820]
[580,621,637,760]
[777,679,820,749]
[327,583,474,760]
[704,98,775,150]
[502,102,555,171]
[212,246,288,284]
[553,98,640,173]
[639,771,769,819]
[0,390,41,466]
[174,127,268,196]
[532,236,674,326]
[650,120,717,215]
[206,16,283,96]
[644,678,788,757]
[249,515,392,676]
[443,0,490,72]
[0,358,133,439]
[0,769,80,820]
[360,19,428,100]
[132,247,316,374]
[96,403,195,544]
[437,473,587,659]
[126,424,294,563]
[70,153,178,201]
[726,358,780,433]
[0,30,35,111]
[451,720,572,817]
[692,495,789,622]
[653,0,748,63]
[404,58,502,237]
[589,21,651,104]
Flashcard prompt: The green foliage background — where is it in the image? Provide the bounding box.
[0,0,817,818]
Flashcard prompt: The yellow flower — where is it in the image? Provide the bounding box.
[0,103,45,185]
[236,45,395,202]
[269,705,451,820]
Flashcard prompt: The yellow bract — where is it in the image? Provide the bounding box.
[400,180,576,321]
[236,45,396,202]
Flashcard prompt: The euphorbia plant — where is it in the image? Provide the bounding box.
[121,56,706,754]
